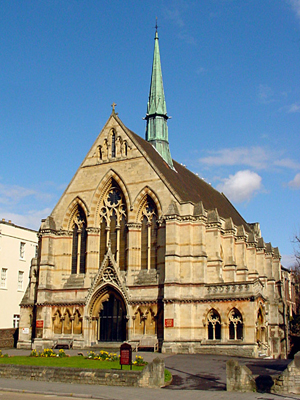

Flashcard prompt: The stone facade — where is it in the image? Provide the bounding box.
[18,31,295,358]
[17,111,294,357]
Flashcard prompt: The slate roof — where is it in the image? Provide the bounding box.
[125,125,251,233]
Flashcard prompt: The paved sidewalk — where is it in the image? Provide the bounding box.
[0,349,299,399]
[0,377,299,400]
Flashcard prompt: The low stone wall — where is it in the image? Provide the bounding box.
[226,359,256,392]
[0,357,165,388]
[226,351,300,394]
[162,341,257,357]
[0,328,18,348]
[272,352,300,394]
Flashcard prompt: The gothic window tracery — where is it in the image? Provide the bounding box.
[140,196,157,270]
[99,181,127,270]
[229,308,243,340]
[207,309,221,340]
[71,206,87,274]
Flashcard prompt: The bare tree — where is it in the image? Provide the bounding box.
[290,232,300,335]
[293,233,300,267]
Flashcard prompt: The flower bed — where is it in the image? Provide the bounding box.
[86,350,147,366]
[30,348,68,358]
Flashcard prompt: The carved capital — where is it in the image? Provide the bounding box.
[127,222,142,229]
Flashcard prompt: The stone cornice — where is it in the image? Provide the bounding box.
[163,297,258,304]
[20,304,34,309]
[128,299,162,306]
[165,215,207,223]
[206,222,222,229]
[36,302,86,307]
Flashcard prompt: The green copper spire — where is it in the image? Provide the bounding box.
[145,25,173,168]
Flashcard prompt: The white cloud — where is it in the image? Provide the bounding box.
[199,146,269,169]
[275,158,300,169]
[1,208,52,231]
[257,84,275,104]
[287,103,300,113]
[163,3,196,44]
[178,32,196,45]
[216,170,262,203]
[164,7,185,28]
[196,67,206,74]
[0,183,53,205]
[199,146,300,171]
[288,173,300,189]
[289,0,300,20]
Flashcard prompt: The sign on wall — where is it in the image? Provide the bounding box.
[165,318,174,328]
[36,320,44,328]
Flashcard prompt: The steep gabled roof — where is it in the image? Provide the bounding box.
[117,117,251,232]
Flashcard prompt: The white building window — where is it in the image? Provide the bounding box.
[18,271,24,291]
[20,242,25,259]
[1,268,7,288]
[13,314,20,328]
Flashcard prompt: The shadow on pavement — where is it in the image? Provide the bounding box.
[163,367,226,391]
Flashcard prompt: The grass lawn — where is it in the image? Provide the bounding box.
[164,369,172,383]
[0,356,144,371]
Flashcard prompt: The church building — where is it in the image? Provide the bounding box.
[18,29,295,358]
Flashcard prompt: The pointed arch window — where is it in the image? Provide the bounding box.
[207,309,221,340]
[71,206,87,274]
[229,308,243,340]
[140,196,157,270]
[99,180,127,270]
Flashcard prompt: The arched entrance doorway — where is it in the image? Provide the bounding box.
[98,292,126,342]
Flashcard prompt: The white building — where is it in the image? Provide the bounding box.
[0,219,38,329]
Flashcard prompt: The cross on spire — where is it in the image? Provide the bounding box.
[155,17,158,33]
[111,102,117,114]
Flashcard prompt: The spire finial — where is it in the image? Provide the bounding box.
[111,102,117,115]
[145,25,173,169]
[155,17,158,33]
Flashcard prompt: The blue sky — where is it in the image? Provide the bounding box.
[0,0,299,267]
